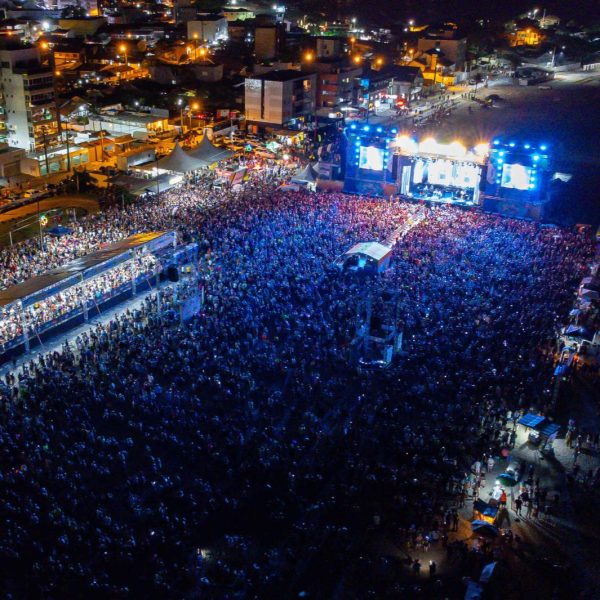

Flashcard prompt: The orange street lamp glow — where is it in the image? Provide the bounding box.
[41,41,49,49]
[304,51,314,61]
[192,102,200,110]
[353,55,362,64]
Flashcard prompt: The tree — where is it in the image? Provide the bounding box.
[473,72,484,91]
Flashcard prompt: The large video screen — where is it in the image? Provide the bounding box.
[412,158,480,189]
[359,146,384,171]
[501,163,531,190]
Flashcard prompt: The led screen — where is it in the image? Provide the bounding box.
[359,146,384,171]
[412,158,480,189]
[501,163,531,190]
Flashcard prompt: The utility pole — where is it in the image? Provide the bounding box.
[41,126,50,175]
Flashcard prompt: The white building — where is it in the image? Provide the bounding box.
[245,70,316,130]
[187,16,228,44]
[0,42,59,153]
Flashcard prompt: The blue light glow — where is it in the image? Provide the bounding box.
[540,145,547,151]
[350,124,356,130]
[533,155,540,161]
[524,144,530,149]
[493,140,499,145]
[391,128,397,134]
[509,142,515,147]
[376,127,383,133]
[363,125,370,131]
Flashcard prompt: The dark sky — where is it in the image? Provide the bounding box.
[295,0,600,29]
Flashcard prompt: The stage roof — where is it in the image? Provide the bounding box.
[345,242,392,262]
[0,232,168,308]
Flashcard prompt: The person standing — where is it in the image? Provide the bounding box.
[412,559,421,577]
[429,560,437,578]
[515,496,522,516]
[487,456,495,473]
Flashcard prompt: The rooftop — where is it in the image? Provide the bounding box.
[249,69,311,82]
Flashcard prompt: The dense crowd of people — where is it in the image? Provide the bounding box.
[0,173,595,598]
[0,255,159,348]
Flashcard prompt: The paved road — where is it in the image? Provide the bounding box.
[0,194,99,225]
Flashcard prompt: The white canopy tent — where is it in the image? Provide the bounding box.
[187,135,234,166]
[156,142,208,173]
[291,163,318,184]
[335,241,393,273]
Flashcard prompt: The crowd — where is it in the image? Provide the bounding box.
[0,254,160,349]
[0,175,595,598]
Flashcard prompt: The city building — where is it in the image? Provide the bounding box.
[0,144,26,180]
[222,6,255,21]
[148,61,223,84]
[174,0,197,25]
[187,15,228,44]
[0,41,59,152]
[417,26,467,70]
[254,23,285,61]
[245,70,316,131]
[301,54,361,112]
[509,23,545,47]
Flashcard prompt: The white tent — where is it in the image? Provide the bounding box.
[156,143,207,173]
[292,163,318,184]
[336,241,393,273]
[187,135,233,166]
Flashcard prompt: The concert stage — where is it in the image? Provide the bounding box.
[343,125,553,218]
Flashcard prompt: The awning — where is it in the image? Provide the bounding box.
[518,413,545,429]
[344,242,392,262]
[0,232,170,308]
[535,422,560,438]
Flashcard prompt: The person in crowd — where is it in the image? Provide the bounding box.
[0,168,594,598]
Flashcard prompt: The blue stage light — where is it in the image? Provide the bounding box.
[493,139,499,145]
[540,145,547,151]
[509,142,515,147]
[363,125,370,131]
[524,144,530,149]
[350,123,356,130]
[391,128,398,134]
[499,151,505,156]
[533,155,540,161]
[376,126,383,133]
[497,158,503,164]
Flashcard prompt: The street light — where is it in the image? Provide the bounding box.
[119,43,128,66]
[304,51,314,62]
[353,55,362,64]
